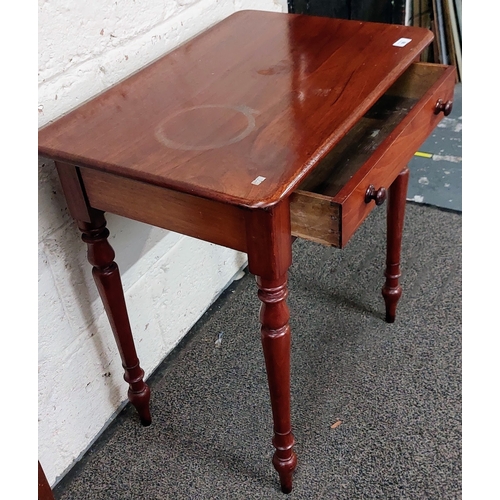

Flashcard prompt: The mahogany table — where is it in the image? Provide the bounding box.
[38,11,455,493]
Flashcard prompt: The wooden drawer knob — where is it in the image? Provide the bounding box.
[365,185,387,206]
[434,99,453,116]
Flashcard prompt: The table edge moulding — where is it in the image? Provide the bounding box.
[38,10,456,493]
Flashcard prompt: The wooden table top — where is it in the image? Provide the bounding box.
[38,10,433,209]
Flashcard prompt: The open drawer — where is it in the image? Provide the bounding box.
[290,62,456,249]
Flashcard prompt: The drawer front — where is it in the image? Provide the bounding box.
[291,63,457,248]
[337,64,456,247]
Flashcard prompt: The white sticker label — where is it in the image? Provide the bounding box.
[251,176,266,186]
[393,38,412,47]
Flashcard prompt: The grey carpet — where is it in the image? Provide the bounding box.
[53,202,462,499]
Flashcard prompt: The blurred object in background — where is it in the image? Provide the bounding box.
[289,0,461,81]
[409,0,461,80]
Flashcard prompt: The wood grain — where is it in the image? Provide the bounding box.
[290,62,455,248]
[80,168,247,252]
[290,191,341,247]
[337,63,455,247]
[55,162,93,223]
[244,201,296,492]
[39,11,433,209]
[36,13,450,494]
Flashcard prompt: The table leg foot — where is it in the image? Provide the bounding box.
[382,287,400,324]
[257,276,297,493]
[78,210,152,425]
[273,451,297,493]
[126,368,152,426]
[382,166,409,323]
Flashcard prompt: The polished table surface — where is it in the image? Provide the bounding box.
[38,10,453,494]
[38,10,432,209]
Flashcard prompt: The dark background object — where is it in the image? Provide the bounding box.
[289,0,406,25]
[289,0,462,81]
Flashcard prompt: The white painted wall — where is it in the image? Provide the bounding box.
[38,0,286,487]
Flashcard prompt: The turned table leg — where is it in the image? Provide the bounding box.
[382,165,410,323]
[257,275,297,493]
[246,201,297,493]
[77,210,152,425]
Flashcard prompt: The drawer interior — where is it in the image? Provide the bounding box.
[296,63,450,199]
[290,62,453,248]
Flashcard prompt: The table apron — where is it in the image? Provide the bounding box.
[80,168,248,253]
